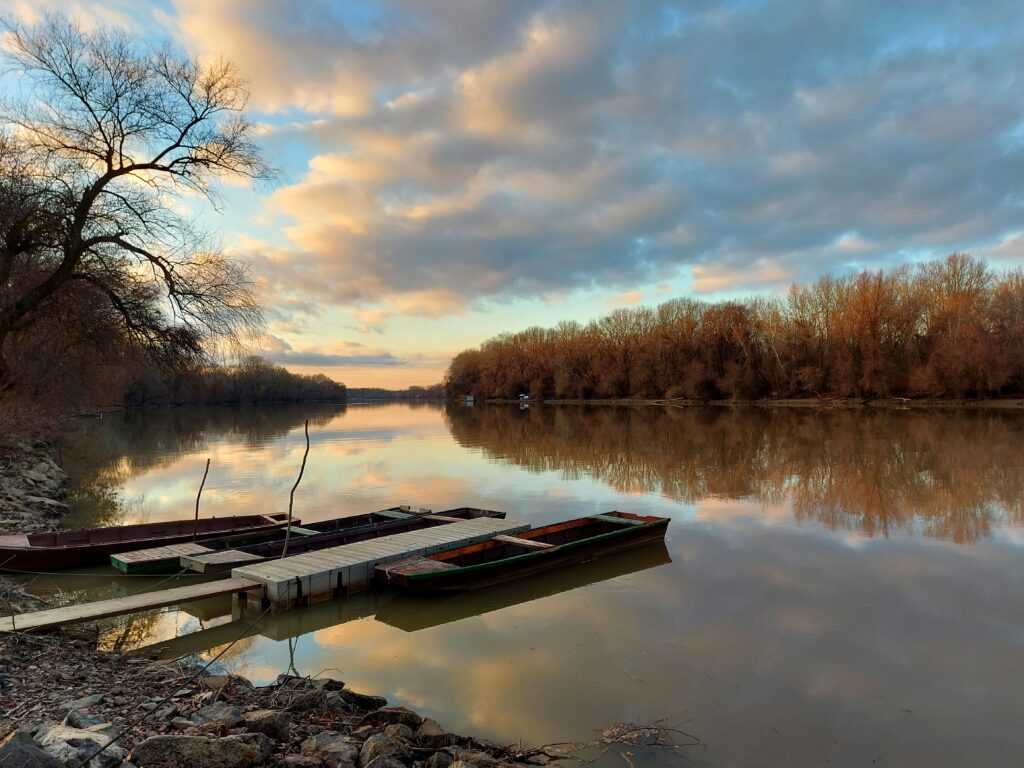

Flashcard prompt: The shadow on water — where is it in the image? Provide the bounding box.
[446,403,1024,543]
[132,541,672,660]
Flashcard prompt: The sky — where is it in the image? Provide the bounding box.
[3,0,1024,387]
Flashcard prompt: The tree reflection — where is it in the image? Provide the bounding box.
[59,403,346,527]
[446,405,1024,543]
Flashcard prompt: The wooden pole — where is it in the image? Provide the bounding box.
[281,420,310,559]
[193,458,211,540]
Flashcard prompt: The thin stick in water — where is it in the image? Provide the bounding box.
[192,458,211,540]
[281,420,310,559]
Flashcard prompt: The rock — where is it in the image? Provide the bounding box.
[59,693,104,713]
[130,735,260,768]
[225,732,275,762]
[416,719,454,749]
[65,709,106,729]
[169,717,195,731]
[285,757,326,768]
[193,701,243,728]
[357,706,423,731]
[424,752,454,768]
[200,674,252,691]
[302,731,360,768]
[287,689,326,711]
[364,758,408,768]
[0,739,62,768]
[338,689,387,711]
[278,674,345,691]
[360,733,413,767]
[382,724,414,741]
[447,750,506,768]
[36,723,127,768]
[241,709,290,741]
[0,729,62,767]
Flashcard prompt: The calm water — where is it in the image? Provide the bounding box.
[35,403,1024,766]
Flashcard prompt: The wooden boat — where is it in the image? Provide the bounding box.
[376,511,669,593]
[113,506,505,575]
[0,514,291,573]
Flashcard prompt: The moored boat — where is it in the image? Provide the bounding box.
[375,511,669,593]
[0,514,291,572]
[112,506,505,574]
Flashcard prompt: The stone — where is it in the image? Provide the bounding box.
[287,690,326,711]
[59,693,104,713]
[338,688,387,711]
[302,731,360,768]
[424,752,454,768]
[447,751,506,768]
[130,735,260,768]
[0,729,61,768]
[65,709,106,729]
[0,740,62,768]
[35,723,127,768]
[241,708,290,741]
[225,732,275,762]
[285,757,326,768]
[357,706,423,731]
[416,719,454,749]
[360,733,413,767]
[193,701,244,728]
[364,758,407,768]
[200,674,252,691]
[382,724,414,741]
[169,717,195,731]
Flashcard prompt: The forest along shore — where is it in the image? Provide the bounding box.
[487,396,1024,409]
[0,441,564,768]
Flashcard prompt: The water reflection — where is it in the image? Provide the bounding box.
[447,404,1024,543]
[38,403,1024,766]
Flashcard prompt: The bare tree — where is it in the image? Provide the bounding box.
[0,15,271,387]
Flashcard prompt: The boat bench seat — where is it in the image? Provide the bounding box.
[493,535,555,550]
[287,526,320,536]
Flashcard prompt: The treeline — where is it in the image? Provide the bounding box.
[347,384,445,401]
[447,255,1024,401]
[123,357,346,406]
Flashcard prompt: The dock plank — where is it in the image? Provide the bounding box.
[0,578,259,633]
[233,517,528,605]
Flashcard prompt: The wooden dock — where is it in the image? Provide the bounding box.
[233,517,528,607]
[0,578,259,633]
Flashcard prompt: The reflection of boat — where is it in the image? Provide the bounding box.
[376,540,671,632]
[176,507,506,575]
[377,512,670,593]
[135,542,672,659]
[0,514,290,572]
[113,507,503,575]
[134,589,388,661]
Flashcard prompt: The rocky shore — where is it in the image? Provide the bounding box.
[0,625,549,767]
[0,440,69,536]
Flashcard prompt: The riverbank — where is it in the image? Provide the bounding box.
[0,620,548,767]
[485,396,1024,410]
[0,439,69,535]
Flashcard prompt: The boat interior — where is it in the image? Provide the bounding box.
[428,512,664,567]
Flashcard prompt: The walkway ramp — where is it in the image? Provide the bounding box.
[0,578,259,633]
[233,517,528,607]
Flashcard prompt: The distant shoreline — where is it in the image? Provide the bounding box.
[483,397,1024,410]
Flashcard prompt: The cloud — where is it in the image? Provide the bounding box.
[169,0,1024,315]
[255,336,406,367]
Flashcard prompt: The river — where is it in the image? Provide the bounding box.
[33,403,1024,767]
